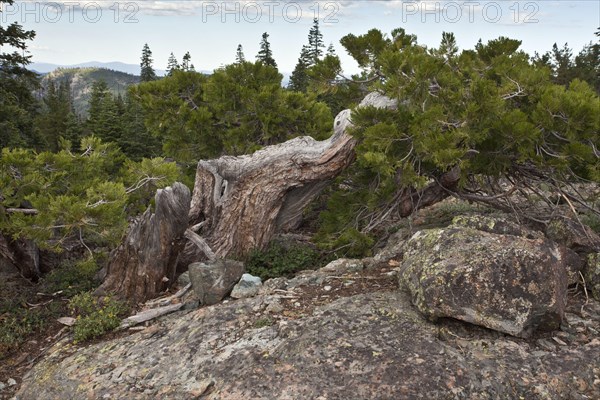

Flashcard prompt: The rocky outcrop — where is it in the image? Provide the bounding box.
[400,216,568,338]
[16,257,600,399]
[188,260,245,306]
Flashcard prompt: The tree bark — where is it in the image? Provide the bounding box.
[0,235,41,281]
[183,92,399,263]
[95,183,191,303]
[398,166,462,217]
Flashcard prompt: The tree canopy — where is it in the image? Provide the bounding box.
[316,28,600,255]
[132,63,332,163]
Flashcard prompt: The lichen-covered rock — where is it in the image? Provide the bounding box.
[16,286,600,400]
[230,273,262,299]
[586,253,600,301]
[400,222,568,337]
[189,260,244,305]
[452,215,543,239]
[546,216,600,255]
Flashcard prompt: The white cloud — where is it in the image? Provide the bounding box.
[12,0,358,18]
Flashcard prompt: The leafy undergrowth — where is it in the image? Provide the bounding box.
[246,240,332,280]
[68,292,127,343]
[0,255,127,394]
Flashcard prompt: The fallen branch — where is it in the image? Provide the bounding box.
[5,208,39,215]
[144,283,192,308]
[119,303,184,330]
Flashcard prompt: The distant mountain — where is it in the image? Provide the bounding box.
[31,61,167,77]
[40,67,140,116]
[32,61,290,85]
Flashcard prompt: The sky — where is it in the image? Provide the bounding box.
[2,0,599,74]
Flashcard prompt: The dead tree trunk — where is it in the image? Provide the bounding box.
[96,183,191,303]
[183,92,399,263]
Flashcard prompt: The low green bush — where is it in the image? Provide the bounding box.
[43,257,101,297]
[246,241,324,280]
[69,292,127,343]
[0,308,45,356]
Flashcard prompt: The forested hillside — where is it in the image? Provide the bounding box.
[40,67,140,117]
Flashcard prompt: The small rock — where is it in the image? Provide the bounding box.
[177,271,191,287]
[294,302,301,307]
[57,317,76,326]
[319,258,364,274]
[182,300,199,310]
[230,274,262,299]
[189,260,244,306]
[0,382,5,391]
[7,378,17,386]
[324,285,332,292]
[536,339,556,351]
[552,337,568,346]
[266,299,284,314]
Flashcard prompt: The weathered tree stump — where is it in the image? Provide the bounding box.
[182,92,399,263]
[96,183,191,303]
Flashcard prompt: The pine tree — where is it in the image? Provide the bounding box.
[256,32,277,68]
[182,52,192,71]
[35,79,77,151]
[326,42,337,57]
[550,43,574,86]
[140,43,157,82]
[87,80,123,144]
[574,40,600,93]
[437,32,458,61]
[289,46,311,92]
[167,53,179,76]
[307,18,325,64]
[235,44,246,63]
[0,0,41,149]
[119,92,162,160]
[316,28,600,255]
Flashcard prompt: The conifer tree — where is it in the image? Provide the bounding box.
[0,0,41,149]
[235,44,246,63]
[326,42,336,57]
[87,80,122,144]
[256,32,277,68]
[35,79,77,151]
[307,18,325,64]
[315,29,600,255]
[140,43,157,82]
[550,43,574,86]
[182,52,192,71]
[289,46,311,92]
[167,53,179,76]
